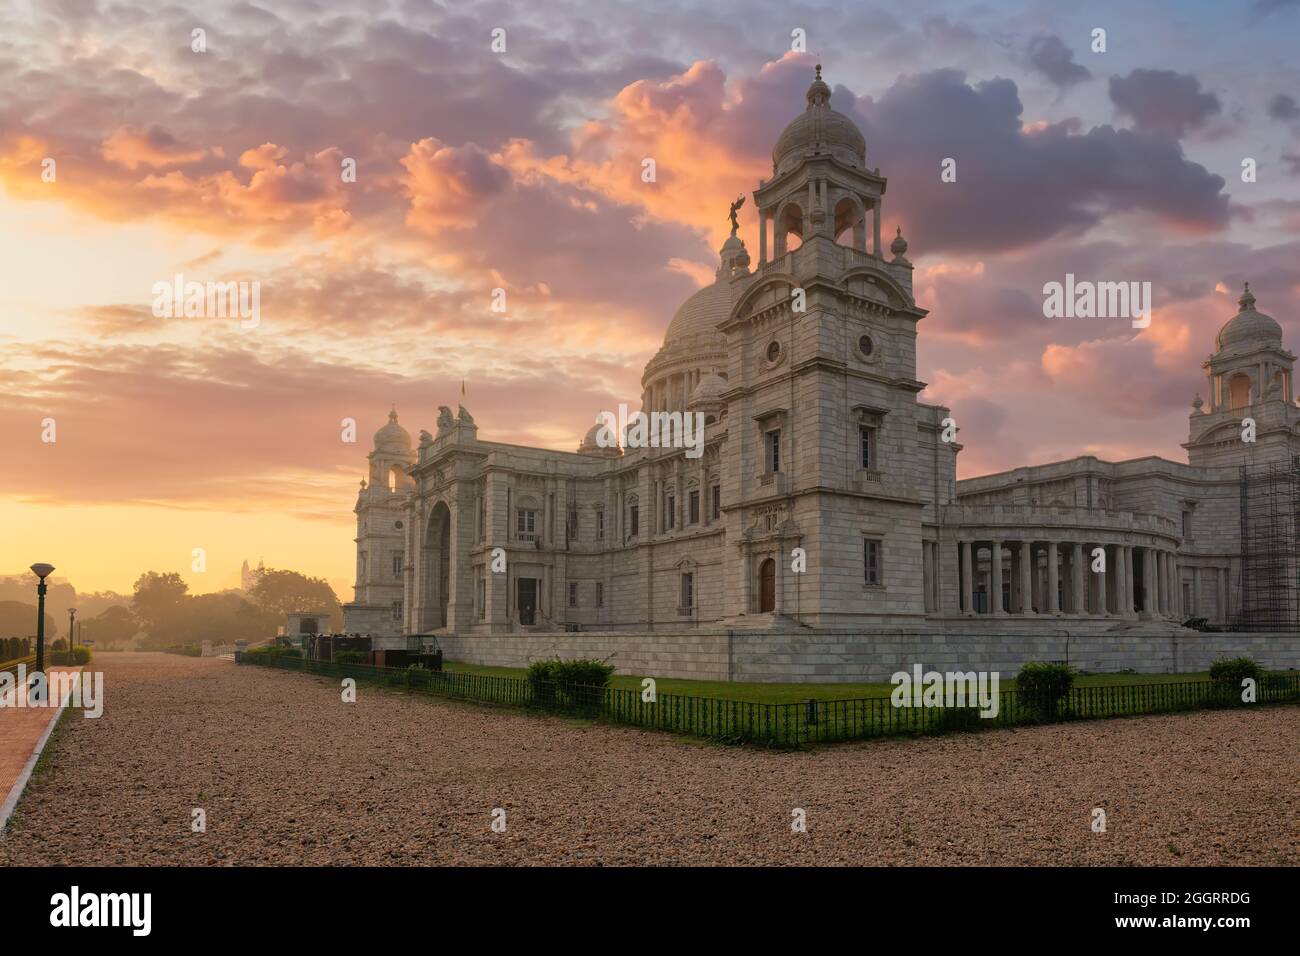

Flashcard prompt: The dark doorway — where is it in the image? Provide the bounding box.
[759,558,775,613]
[518,578,538,625]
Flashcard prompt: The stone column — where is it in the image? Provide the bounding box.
[1216,567,1227,625]
[961,540,973,616]
[759,209,767,264]
[1019,540,1034,614]
[873,199,882,256]
[1192,566,1201,616]
[1114,545,1127,618]
[1070,542,1084,614]
[1149,548,1159,616]
[990,541,1004,615]
[1125,546,1136,617]
[1047,542,1060,614]
[1093,545,1107,615]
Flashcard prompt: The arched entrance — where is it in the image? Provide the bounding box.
[759,558,776,613]
[423,501,451,630]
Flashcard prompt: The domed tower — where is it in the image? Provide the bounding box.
[714,65,944,626]
[1186,284,1299,468]
[349,408,417,631]
[757,63,886,263]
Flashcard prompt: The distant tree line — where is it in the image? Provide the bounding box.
[1,568,340,650]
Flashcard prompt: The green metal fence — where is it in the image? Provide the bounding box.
[241,654,1300,748]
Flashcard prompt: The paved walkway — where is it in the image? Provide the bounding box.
[1,653,1296,865]
[0,667,83,829]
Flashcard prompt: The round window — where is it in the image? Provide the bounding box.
[858,334,874,357]
[395,521,403,530]
[766,340,782,363]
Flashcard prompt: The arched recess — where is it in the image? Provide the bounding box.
[423,501,452,630]
[1229,373,1252,409]
[833,195,865,249]
[775,202,804,255]
[758,558,776,613]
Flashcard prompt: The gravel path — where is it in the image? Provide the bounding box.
[1,652,1295,866]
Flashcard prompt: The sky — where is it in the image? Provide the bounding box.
[1,0,1299,598]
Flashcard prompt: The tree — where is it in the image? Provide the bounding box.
[83,605,139,647]
[130,572,190,640]
[248,568,341,629]
[0,600,57,644]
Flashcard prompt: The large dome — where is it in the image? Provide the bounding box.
[1216,284,1281,352]
[772,65,866,174]
[664,280,733,344]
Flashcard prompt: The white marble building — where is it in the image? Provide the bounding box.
[344,68,1297,641]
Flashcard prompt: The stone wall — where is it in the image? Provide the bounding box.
[435,628,1300,684]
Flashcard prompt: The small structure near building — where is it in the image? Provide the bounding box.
[285,611,330,637]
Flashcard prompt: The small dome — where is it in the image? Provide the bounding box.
[689,372,727,407]
[1216,284,1282,352]
[373,408,411,452]
[578,420,620,457]
[772,65,866,174]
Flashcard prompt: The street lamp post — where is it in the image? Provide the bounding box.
[30,563,55,674]
[68,607,77,661]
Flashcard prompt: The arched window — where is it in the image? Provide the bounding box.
[776,203,804,255]
[1229,373,1252,409]
[759,558,776,613]
[833,196,864,249]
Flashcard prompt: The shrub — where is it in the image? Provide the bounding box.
[1209,657,1261,686]
[932,706,984,734]
[334,650,365,664]
[163,644,202,657]
[1015,662,1076,720]
[526,657,613,709]
[279,647,302,659]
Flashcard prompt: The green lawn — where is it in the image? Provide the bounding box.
[442,660,1241,704]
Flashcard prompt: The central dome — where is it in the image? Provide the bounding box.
[772,65,866,174]
[664,279,733,344]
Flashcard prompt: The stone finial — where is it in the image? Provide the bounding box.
[890,225,909,260]
[1238,282,1255,312]
[1192,393,1204,411]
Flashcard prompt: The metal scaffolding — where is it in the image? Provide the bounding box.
[1236,456,1300,631]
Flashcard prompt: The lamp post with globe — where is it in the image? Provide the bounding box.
[30,563,55,673]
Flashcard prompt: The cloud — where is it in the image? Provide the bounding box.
[1025,35,1091,88]
[1108,69,1222,138]
[839,69,1230,254]
[1268,93,1300,120]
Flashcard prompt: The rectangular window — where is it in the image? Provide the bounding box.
[568,582,578,607]
[595,509,605,540]
[767,429,781,473]
[666,495,676,530]
[391,600,403,622]
[689,490,700,524]
[680,572,694,609]
[478,496,485,541]
[568,509,578,542]
[1182,510,1192,540]
[864,539,882,586]
[392,553,403,577]
[860,426,875,469]
[630,504,639,537]
[596,582,604,607]
[478,577,486,620]
[711,484,721,519]
[516,508,535,536]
